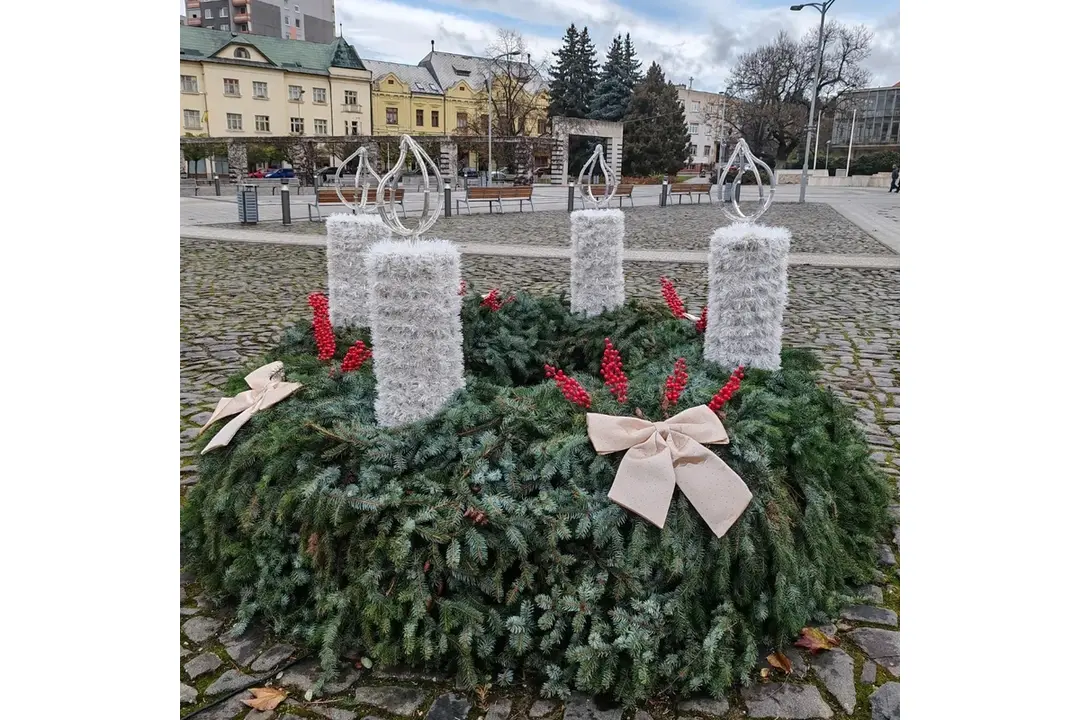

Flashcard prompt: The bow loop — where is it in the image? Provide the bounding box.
[198,361,302,454]
[586,405,751,538]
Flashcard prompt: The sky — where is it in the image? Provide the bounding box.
[182,0,900,92]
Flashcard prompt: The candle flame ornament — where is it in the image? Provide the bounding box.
[333,145,382,213]
[375,134,443,241]
[570,143,625,317]
[718,138,776,224]
[577,143,617,209]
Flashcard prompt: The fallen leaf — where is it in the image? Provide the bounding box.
[304,688,314,701]
[360,657,373,669]
[759,668,770,679]
[242,687,288,711]
[793,627,840,654]
[767,651,793,674]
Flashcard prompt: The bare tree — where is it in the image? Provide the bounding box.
[727,22,872,167]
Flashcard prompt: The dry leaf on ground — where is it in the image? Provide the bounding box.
[793,627,840,654]
[767,651,794,674]
[242,687,288,711]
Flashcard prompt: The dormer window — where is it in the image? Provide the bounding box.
[234,47,251,59]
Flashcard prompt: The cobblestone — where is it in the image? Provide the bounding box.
[181,616,222,644]
[741,683,833,718]
[810,649,856,714]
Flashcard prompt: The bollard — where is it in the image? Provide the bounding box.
[214,175,221,196]
[660,179,668,207]
[280,183,291,225]
[567,181,575,213]
[444,182,452,218]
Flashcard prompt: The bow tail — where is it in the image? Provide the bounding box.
[675,452,752,539]
[606,442,678,529]
[201,405,258,455]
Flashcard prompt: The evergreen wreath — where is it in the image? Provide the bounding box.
[181,289,890,704]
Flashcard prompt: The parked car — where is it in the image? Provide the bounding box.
[458,167,479,179]
[534,166,552,178]
[490,170,510,182]
[247,170,266,179]
[265,168,295,179]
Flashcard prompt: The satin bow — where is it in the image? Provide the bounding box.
[198,361,302,454]
[586,405,752,538]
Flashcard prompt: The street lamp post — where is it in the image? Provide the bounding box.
[813,109,822,170]
[791,0,835,203]
[488,50,522,185]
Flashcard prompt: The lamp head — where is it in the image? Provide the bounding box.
[790,4,804,9]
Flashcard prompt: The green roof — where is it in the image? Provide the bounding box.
[179,26,366,75]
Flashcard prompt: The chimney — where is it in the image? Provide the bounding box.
[527,53,531,66]
[431,40,435,53]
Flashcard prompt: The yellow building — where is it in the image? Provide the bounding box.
[363,60,447,137]
[179,26,372,140]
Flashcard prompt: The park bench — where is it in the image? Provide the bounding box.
[456,185,535,214]
[308,187,406,221]
[667,183,712,204]
[587,184,635,207]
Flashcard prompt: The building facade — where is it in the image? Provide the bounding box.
[179,26,371,140]
[829,83,900,157]
[184,0,335,44]
[675,84,739,170]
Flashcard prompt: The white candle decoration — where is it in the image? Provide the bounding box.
[326,213,391,328]
[570,208,626,317]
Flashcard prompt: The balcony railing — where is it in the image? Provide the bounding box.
[186,0,200,7]
[187,16,202,26]
[233,12,250,22]
[341,104,363,113]
[232,0,247,5]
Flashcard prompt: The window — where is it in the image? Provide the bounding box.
[219,8,228,17]
[703,145,710,160]
[386,107,399,125]
[296,18,300,27]
[252,81,268,99]
[431,110,439,127]
[220,25,229,31]
[386,78,394,84]
[415,82,425,92]
[537,118,545,134]
[285,15,290,24]
[480,114,489,129]
[233,47,250,60]
[255,115,270,132]
[294,4,299,9]
[288,85,303,101]
[227,113,243,131]
[290,117,304,134]
[204,9,212,18]
[691,100,700,112]
[690,145,697,157]
[312,87,326,104]
[314,119,328,135]
[344,90,357,106]
[457,112,468,129]
[415,109,424,126]
[689,123,699,134]
[349,120,359,135]
[183,109,201,129]
[223,78,240,96]
[180,75,199,93]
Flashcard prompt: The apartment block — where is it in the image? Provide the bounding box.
[675,84,739,170]
[183,0,335,44]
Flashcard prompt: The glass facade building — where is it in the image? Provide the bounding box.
[831,84,900,149]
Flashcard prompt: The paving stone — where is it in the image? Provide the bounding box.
[182,615,223,644]
[485,698,512,720]
[869,682,900,720]
[426,693,473,720]
[181,645,191,658]
[564,695,623,720]
[529,699,559,717]
[201,694,249,720]
[877,545,896,567]
[246,711,275,720]
[206,669,255,696]
[312,708,360,720]
[841,605,898,627]
[677,697,730,715]
[847,628,900,676]
[810,649,856,714]
[861,661,879,684]
[740,683,833,718]
[180,607,200,616]
[354,685,428,715]
[224,628,265,666]
[184,651,224,680]
[251,643,296,672]
[181,682,198,704]
[857,585,884,604]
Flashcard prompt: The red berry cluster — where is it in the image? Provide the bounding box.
[308,292,336,361]
[458,279,468,296]
[340,340,373,372]
[660,276,687,318]
[708,366,746,412]
[544,364,592,409]
[664,358,690,405]
[696,305,708,333]
[481,287,516,312]
[600,337,629,404]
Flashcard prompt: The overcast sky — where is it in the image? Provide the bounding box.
[183,0,899,92]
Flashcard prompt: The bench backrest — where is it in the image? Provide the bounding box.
[669,183,708,193]
[588,184,633,196]
[497,186,532,199]
[318,187,404,204]
[465,187,505,200]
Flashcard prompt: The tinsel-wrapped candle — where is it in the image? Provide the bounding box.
[704,223,790,371]
[366,238,465,427]
[326,213,391,328]
[570,208,625,317]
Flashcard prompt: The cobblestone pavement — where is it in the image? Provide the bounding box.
[180,224,900,718]
[203,203,895,257]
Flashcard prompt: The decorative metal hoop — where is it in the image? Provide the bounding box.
[577,143,616,209]
[719,138,776,223]
[333,146,381,213]
[375,134,444,242]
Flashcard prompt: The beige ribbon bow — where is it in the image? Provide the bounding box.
[198,361,302,454]
[586,405,752,538]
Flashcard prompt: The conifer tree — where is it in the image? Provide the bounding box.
[622,62,692,176]
[574,26,599,117]
[547,24,581,119]
[590,35,629,121]
[621,34,643,88]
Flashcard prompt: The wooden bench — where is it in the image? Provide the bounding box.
[455,185,535,214]
[667,183,712,204]
[587,184,635,207]
[308,187,406,221]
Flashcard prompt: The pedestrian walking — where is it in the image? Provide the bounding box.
[889,165,899,193]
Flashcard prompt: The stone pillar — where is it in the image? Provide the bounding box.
[439,141,458,183]
[570,209,625,317]
[551,131,568,186]
[326,214,392,329]
[703,224,791,371]
[366,239,465,427]
[227,141,248,174]
[606,139,623,184]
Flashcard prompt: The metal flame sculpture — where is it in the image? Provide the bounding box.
[718,138,776,223]
[577,143,617,210]
[375,134,444,240]
[333,145,381,213]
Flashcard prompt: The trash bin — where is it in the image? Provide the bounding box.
[237,184,258,224]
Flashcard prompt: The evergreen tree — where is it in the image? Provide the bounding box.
[622,62,692,176]
[622,34,643,88]
[547,24,581,119]
[574,26,599,117]
[590,35,628,121]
